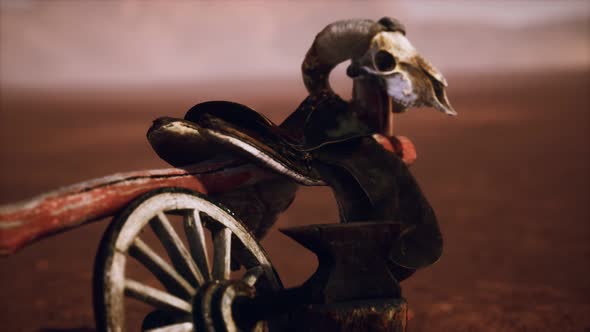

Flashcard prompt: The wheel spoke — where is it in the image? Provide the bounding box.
[183,210,211,281]
[212,227,231,280]
[124,279,192,314]
[129,238,195,299]
[151,212,205,286]
[145,322,194,332]
[242,265,264,287]
[99,191,281,331]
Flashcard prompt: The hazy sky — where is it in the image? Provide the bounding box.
[1,1,588,88]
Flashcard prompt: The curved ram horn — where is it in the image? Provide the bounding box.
[302,19,384,95]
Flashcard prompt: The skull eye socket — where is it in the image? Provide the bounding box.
[374,50,396,72]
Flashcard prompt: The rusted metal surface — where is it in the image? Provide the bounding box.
[290,299,407,332]
[281,222,410,303]
[233,222,412,331]
[0,160,277,255]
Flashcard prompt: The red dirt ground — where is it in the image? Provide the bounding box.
[1,70,589,331]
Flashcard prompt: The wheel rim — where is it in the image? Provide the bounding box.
[94,188,281,332]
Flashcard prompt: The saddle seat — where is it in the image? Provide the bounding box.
[147,101,325,186]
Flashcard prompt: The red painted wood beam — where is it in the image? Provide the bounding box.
[0,160,276,255]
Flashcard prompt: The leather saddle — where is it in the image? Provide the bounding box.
[148,93,442,271]
[147,93,372,186]
[148,100,325,185]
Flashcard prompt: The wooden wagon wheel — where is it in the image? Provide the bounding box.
[93,187,282,332]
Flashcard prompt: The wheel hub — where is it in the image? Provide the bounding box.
[193,280,259,332]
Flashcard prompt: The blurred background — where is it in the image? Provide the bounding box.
[1,1,589,331]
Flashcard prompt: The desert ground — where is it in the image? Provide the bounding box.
[0,70,589,331]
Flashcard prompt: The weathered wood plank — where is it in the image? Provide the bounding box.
[0,160,276,255]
